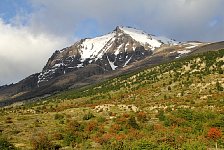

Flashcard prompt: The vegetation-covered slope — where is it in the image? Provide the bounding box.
[0,49,223,149]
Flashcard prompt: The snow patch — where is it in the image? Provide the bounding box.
[80,32,115,61]
[53,62,65,68]
[153,36,179,45]
[177,50,191,55]
[119,26,162,50]
[77,63,84,68]
[123,56,133,67]
[115,44,124,55]
[107,56,118,70]
[187,42,202,46]
[125,43,129,52]
[176,50,191,58]
[185,42,202,49]
[186,45,196,49]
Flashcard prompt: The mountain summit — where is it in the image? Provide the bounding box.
[1,26,223,105]
[38,26,177,86]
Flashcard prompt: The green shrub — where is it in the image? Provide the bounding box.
[66,120,84,132]
[54,113,64,120]
[102,141,130,150]
[63,133,76,146]
[0,136,16,150]
[168,86,171,91]
[156,110,166,121]
[216,81,223,91]
[158,143,175,150]
[164,118,171,127]
[176,109,193,121]
[132,140,157,150]
[83,112,95,120]
[182,141,206,150]
[128,116,140,130]
[137,111,148,123]
[31,132,55,150]
[97,116,106,123]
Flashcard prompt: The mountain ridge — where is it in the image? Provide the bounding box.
[0,26,223,106]
[38,26,178,86]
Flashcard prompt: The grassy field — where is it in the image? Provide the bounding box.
[0,49,223,149]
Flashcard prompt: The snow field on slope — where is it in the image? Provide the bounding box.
[80,32,115,60]
[119,27,162,50]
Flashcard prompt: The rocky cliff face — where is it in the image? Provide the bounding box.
[37,26,177,86]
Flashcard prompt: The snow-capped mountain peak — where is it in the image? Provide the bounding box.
[37,26,178,86]
[117,26,178,47]
[117,26,161,50]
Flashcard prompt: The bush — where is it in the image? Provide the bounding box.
[63,131,87,146]
[156,110,166,121]
[0,136,16,150]
[66,120,84,132]
[83,112,95,120]
[182,141,206,150]
[212,115,224,127]
[158,143,175,150]
[97,116,106,123]
[54,113,64,120]
[85,121,98,132]
[137,111,148,123]
[216,81,223,91]
[168,86,171,91]
[110,124,122,133]
[94,133,113,145]
[176,109,193,121]
[207,127,222,141]
[164,118,171,127]
[102,141,130,150]
[31,131,55,150]
[132,140,157,150]
[128,116,140,130]
[63,133,76,146]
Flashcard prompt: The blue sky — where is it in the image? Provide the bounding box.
[0,0,32,23]
[0,0,223,85]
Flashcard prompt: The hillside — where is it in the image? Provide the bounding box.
[0,26,178,104]
[0,49,223,149]
[4,27,224,106]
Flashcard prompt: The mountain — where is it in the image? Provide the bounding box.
[0,26,224,106]
[37,26,178,86]
[1,49,223,149]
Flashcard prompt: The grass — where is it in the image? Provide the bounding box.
[0,49,223,149]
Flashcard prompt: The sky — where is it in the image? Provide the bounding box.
[0,0,223,85]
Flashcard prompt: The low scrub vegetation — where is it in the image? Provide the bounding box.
[0,49,223,149]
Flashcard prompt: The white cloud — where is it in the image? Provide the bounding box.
[28,0,224,41]
[0,0,223,85]
[0,19,71,85]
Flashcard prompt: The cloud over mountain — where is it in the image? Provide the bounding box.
[0,19,69,85]
[0,0,223,85]
[28,0,224,41]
